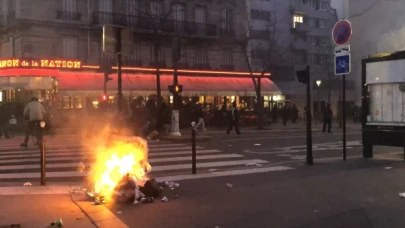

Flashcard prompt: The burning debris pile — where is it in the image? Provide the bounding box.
[73,131,179,205]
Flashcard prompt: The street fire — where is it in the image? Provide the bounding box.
[89,136,151,200]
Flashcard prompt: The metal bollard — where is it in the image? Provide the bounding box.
[39,121,46,185]
[191,121,196,174]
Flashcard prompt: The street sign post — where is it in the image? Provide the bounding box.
[332,19,353,162]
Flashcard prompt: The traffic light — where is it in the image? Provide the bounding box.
[168,84,183,94]
[104,73,113,82]
[296,65,310,84]
[102,94,107,101]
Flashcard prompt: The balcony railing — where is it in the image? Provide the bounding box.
[218,28,235,37]
[56,10,82,21]
[92,11,218,37]
[99,55,143,67]
[220,64,235,71]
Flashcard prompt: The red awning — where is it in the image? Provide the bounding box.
[57,72,281,96]
[0,69,60,77]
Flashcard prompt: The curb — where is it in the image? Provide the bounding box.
[73,200,128,228]
[160,136,211,143]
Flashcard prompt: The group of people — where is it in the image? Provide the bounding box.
[268,104,299,126]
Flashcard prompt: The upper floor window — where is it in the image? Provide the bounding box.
[293,15,303,28]
[308,54,317,64]
[319,37,329,46]
[308,18,315,27]
[195,48,208,64]
[221,9,233,30]
[173,3,185,21]
[319,1,328,10]
[62,0,77,12]
[150,0,162,17]
[195,6,206,24]
[309,0,316,9]
[319,55,328,64]
[251,9,271,21]
[222,48,233,66]
[124,0,139,15]
[62,36,78,59]
[319,19,327,28]
[98,0,112,12]
[308,36,317,45]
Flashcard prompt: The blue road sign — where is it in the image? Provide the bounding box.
[335,54,351,75]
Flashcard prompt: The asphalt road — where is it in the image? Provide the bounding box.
[107,158,405,228]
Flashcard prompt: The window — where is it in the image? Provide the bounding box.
[308,36,316,45]
[150,0,162,16]
[62,0,77,12]
[251,49,267,59]
[98,0,112,12]
[222,48,233,66]
[195,48,208,64]
[293,15,303,28]
[221,9,233,30]
[125,0,138,15]
[173,3,185,21]
[132,40,140,60]
[308,18,315,27]
[150,44,164,62]
[309,0,316,9]
[319,19,327,28]
[195,6,206,34]
[294,53,302,63]
[251,9,271,21]
[319,55,328,64]
[319,1,327,10]
[319,37,329,46]
[308,54,316,64]
[62,36,78,58]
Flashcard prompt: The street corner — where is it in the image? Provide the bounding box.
[0,194,96,228]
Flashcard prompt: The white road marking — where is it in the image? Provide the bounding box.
[0,159,270,179]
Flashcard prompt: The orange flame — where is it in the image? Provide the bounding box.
[90,136,151,199]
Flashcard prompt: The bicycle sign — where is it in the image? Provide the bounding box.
[335,54,351,75]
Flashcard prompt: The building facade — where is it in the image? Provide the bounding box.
[248,0,338,114]
[0,0,282,110]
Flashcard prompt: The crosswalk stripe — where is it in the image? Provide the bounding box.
[0,153,245,171]
[0,145,198,154]
[0,159,270,179]
[0,153,244,165]
[0,149,222,160]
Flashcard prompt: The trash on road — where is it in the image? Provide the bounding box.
[23,182,32,186]
[51,218,63,227]
[254,144,261,146]
[226,183,233,189]
[141,197,154,204]
[245,163,262,167]
[399,192,405,198]
[117,211,122,214]
[161,196,168,202]
[385,167,393,170]
[314,210,318,213]
[76,217,83,220]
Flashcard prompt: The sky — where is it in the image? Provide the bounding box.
[331,0,344,19]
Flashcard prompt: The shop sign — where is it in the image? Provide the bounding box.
[0,59,82,69]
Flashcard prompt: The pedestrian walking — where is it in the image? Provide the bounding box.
[194,103,206,130]
[291,104,299,123]
[323,103,333,133]
[0,103,11,139]
[226,102,240,135]
[20,97,47,147]
[282,104,290,126]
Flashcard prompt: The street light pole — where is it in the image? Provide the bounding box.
[170,36,181,137]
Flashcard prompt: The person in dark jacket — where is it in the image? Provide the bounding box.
[0,103,11,139]
[194,103,206,130]
[323,103,333,133]
[291,104,299,123]
[226,102,240,135]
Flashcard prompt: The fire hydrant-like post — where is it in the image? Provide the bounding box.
[39,121,46,185]
[191,121,196,174]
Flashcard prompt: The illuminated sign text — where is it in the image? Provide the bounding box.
[0,59,82,69]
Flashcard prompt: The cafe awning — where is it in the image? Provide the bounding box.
[57,72,281,97]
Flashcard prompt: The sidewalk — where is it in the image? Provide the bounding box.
[0,194,95,228]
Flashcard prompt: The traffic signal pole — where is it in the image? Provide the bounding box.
[297,66,313,165]
[305,74,313,165]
